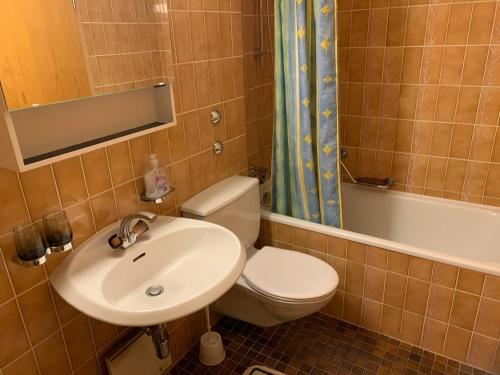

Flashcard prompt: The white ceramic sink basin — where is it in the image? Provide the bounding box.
[50,216,245,326]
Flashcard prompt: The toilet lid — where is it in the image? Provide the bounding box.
[243,246,339,302]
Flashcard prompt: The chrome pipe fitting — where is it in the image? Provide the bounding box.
[146,324,170,359]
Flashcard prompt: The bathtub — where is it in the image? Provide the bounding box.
[260,181,500,276]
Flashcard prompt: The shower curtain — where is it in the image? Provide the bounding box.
[272,0,342,228]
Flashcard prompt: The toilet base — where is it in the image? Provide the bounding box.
[214,281,334,327]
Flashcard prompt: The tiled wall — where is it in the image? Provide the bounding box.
[245,0,500,208]
[78,0,175,94]
[242,0,275,169]
[1,0,498,374]
[338,0,500,206]
[259,219,500,374]
[0,0,247,374]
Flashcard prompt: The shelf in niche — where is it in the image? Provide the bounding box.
[0,84,177,171]
[23,122,165,165]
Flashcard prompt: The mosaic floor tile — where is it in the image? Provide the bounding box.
[167,313,494,375]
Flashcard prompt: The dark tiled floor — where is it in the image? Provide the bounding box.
[168,313,493,375]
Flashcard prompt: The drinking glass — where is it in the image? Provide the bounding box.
[42,210,73,252]
[13,222,47,264]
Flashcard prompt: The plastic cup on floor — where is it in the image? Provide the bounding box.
[199,331,225,366]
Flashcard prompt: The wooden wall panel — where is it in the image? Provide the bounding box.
[0,0,91,109]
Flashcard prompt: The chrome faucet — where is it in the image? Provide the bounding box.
[108,211,158,249]
[249,165,268,184]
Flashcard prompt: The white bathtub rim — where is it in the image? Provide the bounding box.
[261,209,500,277]
[343,182,500,215]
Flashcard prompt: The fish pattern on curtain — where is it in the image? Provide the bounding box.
[272,0,342,227]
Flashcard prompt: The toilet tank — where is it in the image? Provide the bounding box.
[181,176,260,249]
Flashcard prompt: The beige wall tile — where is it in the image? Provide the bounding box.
[475,298,500,338]
[63,315,95,369]
[364,266,385,302]
[450,291,480,331]
[409,257,433,282]
[343,293,362,324]
[485,164,500,199]
[129,135,151,178]
[34,332,72,375]
[172,160,191,205]
[276,224,293,244]
[309,232,327,254]
[427,284,453,323]
[17,282,59,345]
[176,64,198,112]
[19,166,61,220]
[106,141,134,186]
[347,242,367,263]
[0,169,30,236]
[81,149,112,196]
[324,290,344,319]
[53,157,88,208]
[457,268,485,295]
[2,352,38,375]
[351,10,369,47]
[483,275,500,300]
[75,358,100,374]
[446,3,472,45]
[171,12,193,63]
[361,299,382,332]
[421,318,447,354]
[0,300,30,367]
[467,334,498,371]
[380,304,402,338]
[0,235,46,294]
[404,279,430,316]
[0,255,13,305]
[89,318,117,351]
[384,272,407,308]
[345,262,366,296]
[425,4,449,45]
[329,257,347,291]
[114,182,139,218]
[328,237,347,258]
[443,325,472,362]
[90,190,118,230]
[400,311,424,346]
[432,263,458,288]
[468,2,496,45]
[387,252,409,275]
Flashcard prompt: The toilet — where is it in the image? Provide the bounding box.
[181,176,339,327]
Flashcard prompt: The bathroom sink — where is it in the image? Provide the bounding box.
[50,216,245,326]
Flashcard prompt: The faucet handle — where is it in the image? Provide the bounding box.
[129,211,158,223]
[132,219,150,236]
[108,219,151,250]
[249,165,269,184]
[108,234,123,249]
[111,212,158,250]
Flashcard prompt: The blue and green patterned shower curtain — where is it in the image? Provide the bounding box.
[272,0,342,228]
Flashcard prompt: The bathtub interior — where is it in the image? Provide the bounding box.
[260,180,500,265]
[341,184,500,264]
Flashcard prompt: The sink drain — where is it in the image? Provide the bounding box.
[146,285,164,297]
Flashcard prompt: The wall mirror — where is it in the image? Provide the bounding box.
[0,0,174,110]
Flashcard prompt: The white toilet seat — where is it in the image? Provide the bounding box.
[242,246,339,303]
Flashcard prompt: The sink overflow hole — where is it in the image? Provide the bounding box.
[133,252,146,262]
[146,285,164,297]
